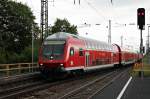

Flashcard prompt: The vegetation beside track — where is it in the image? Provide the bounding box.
[132,53,150,77]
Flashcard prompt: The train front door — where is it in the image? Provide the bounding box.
[85,52,89,67]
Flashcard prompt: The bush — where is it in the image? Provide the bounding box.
[0,40,40,64]
[0,53,7,64]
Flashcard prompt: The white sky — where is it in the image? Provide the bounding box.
[14,0,150,51]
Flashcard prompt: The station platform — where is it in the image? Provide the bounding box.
[91,71,150,99]
[121,77,150,99]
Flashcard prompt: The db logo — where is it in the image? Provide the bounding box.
[70,61,74,65]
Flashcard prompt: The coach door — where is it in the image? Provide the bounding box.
[85,52,89,67]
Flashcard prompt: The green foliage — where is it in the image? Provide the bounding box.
[51,18,78,35]
[0,0,41,64]
[21,46,32,62]
[0,51,7,63]
[0,40,40,64]
[0,0,35,54]
[33,23,41,40]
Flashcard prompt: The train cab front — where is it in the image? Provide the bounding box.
[38,39,67,77]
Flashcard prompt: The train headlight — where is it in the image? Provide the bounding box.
[60,64,63,66]
[40,63,43,66]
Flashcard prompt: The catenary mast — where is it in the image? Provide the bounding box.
[41,0,48,42]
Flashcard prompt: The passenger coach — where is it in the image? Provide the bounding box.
[38,32,140,76]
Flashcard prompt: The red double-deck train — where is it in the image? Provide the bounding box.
[38,32,142,77]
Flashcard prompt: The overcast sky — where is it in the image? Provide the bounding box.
[14,0,150,51]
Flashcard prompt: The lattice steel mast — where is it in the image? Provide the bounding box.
[41,0,48,42]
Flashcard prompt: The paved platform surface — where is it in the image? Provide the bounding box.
[91,71,150,99]
[122,77,150,99]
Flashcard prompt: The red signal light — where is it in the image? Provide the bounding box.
[137,8,145,30]
[141,12,144,15]
[138,13,140,15]
[138,13,144,16]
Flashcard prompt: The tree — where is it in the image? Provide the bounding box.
[33,23,41,40]
[0,0,35,54]
[51,18,78,35]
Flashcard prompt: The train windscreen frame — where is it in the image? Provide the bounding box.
[42,40,65,60]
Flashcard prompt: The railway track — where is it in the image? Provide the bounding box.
[0,70,96,99]
[0,72,41,85]
[0,72,91,99]
[21,67,130,99]
[0,72,45,99]
[59,67,129,99]
[0,67,131,99]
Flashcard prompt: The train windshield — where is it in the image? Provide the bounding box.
[42,40,65,60]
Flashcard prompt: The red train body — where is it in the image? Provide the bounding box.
[38,32,141,76]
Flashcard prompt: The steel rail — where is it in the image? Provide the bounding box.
[58,71,115,99]
[58,67,129,99]
[88,68,130,99]
[0,72,40,85]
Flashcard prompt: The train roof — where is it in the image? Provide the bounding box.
[46,32,111,45]
[46,32,79,40]
[120,46,139,53]
[45,32,139,53]
[46,32,114,51]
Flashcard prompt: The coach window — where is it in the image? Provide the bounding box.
[94,43,96,49]
[101,44,103,50]
[70,47,74,56]
[98,44,100,50]
[113,53,116,57]
[79,48,83,56]
[87,42,90,49]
